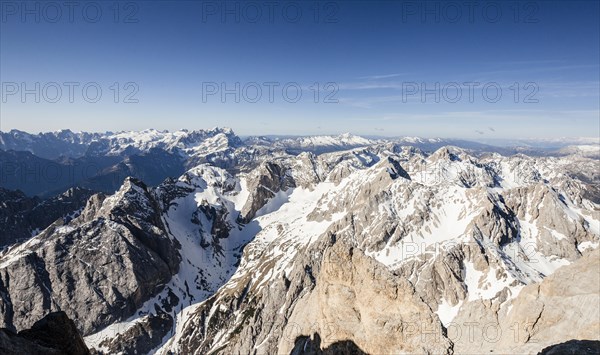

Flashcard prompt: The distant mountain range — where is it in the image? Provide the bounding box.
[2,128,598,161]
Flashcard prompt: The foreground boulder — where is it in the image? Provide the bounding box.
[0,311,90,355]
[539,340,600,355]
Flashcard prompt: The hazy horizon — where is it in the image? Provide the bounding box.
[1,1,599,139]
[1,126,598,147]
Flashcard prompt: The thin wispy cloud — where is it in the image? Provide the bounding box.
[337,94,422,108]
[495,59,566,66]
[536,81,600,98]
[339,80,598,92]
[337,82,405,91]
[358,73,407,80]
[354,109,600,123]
[470,64,600,80]
[336,79,599,110]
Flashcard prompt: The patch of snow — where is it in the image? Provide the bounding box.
[436,299,463,327]
[578,240,599,252]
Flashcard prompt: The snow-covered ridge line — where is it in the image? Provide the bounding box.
[2,127,599,162]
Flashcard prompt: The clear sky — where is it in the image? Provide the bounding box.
[1,0,599,139]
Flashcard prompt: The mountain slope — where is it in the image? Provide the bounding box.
[0,178,180,336]
[155,146,598,354]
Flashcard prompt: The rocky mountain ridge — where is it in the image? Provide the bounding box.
[4,128,597,160]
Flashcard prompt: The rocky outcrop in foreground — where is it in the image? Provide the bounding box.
[290,333,367,355]
[539,340,600,355]
[0,311,89,355]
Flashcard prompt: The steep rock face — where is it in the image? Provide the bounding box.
[499,248,599,352]
[452,248,600,354]
[156,231,335,354]
[238,149,383,223]
[503,184,595,261]
[85,165,252,353]
[0,311,90,355]
[279,239,452,355]
[94,312,174,355]
[158,234,453,355]
[0,178,180,335]
[238,161,296,223]
[318,148,380,184]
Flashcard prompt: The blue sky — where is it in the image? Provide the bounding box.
[1,0,598,139]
